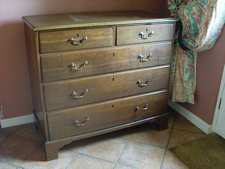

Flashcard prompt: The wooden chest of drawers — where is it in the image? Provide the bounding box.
[23,12,176,160]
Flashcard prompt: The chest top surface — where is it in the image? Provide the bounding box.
[23,11,176,31]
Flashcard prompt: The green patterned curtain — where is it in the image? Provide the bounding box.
[169,0,225,104]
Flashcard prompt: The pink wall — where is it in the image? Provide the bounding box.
[0,0,166,118]
[184,27,225,124]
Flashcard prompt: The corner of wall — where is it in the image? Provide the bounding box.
[168,101,213,134]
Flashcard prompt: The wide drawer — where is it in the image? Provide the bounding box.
[117,23,175,45]
[43,66,170,111]
[39,27,114,53]
[41,42,173,82]
[48,91,168,140]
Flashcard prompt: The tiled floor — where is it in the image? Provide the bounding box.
[0,113,206,169]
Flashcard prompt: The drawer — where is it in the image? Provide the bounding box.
[48,92,168,140]
[117,23,175,45]
[39,27,114,53]
[43,66,170,111]
[41,42,173,82]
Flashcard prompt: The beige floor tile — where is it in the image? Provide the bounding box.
[118,143,164,169]
[78,138,126,162]
[168,129,206,149]
[0,162,19,169]
[121,128,170,148]
[114,164,136,169]
[0,115,201,169]
[161,151,189,169]
[67,154,114,169]
[173,115,203,133]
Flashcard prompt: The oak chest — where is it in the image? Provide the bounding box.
[23,12,176,160]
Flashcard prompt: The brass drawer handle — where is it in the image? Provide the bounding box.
[139,32,148,40]
[67,35,88,46]
[148,30,155,37]
[137,80,150,88]
[73,116,90,127]
[71,89,89,99]
[143,104,149,110]
[135,104,150,112]
[68,61,89,72]
[138,31,154,40]
[137,53,152,63]
[135,106,140,112]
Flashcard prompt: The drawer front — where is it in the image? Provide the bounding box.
[39,27,114,53]
[43,66,170,111]
[117,23,175,45]
[48,92,168,140]
[41,42,173,82]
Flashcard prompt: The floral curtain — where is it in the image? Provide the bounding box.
[169,0,225,104]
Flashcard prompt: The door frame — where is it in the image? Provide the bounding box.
[213,65,225,137]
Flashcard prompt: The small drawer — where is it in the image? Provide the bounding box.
[41,42,173,82]
[48,92,168,140]
[117,23,175,45]
[39,27,114,53]
[43,66,170,111]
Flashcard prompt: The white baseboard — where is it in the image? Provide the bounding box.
[169,101,212,134]
[0,114,34,128]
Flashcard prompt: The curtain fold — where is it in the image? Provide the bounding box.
[169,0,225,104]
